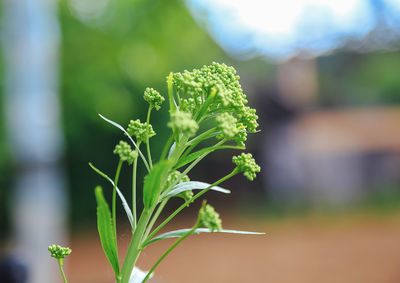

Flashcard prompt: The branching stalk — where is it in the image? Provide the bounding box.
[142,224,199,282]
[113,160,123,249]
[132,157,138,231]
[146,107,153,168]
[144,169,238,245]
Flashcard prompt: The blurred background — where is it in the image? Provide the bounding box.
[1,0,400,282]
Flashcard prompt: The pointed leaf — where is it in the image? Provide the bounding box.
[89,163,133,227]
[174,145,243,169]
[98,114,150,172]
[146,228,264,245]
[94,186,120,275]
[168,142,176,158]
[167,72,176,114]
[143,160,171,209]
[163,181,230,200]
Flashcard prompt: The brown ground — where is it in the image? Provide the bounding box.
[69,212,400,283]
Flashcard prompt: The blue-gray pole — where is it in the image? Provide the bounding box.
[3,0,67,282]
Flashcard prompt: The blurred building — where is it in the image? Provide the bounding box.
[265,105,400,205]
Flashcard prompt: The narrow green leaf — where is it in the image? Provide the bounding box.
[89,163,134,227]
[98,114,150,172]
[146,228,265,245]
[167,142,176,159]
[162,181,230,200]
[175,145,244,169]
[94,186,120,275]
[143,160,171,209]
[167,72,176,114]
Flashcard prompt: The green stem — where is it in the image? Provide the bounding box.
[120,208,153,283]
[132,157,138,231]
[180,128,217,160]
[144,169,238,245]
[113,160,123,253]
[146,107,153,168]
[58,259,68,283]
[176,140,225,185]
[142,224,199,282]
[194,88,216,121]
[143,200,168,241]
[187,127,217,146]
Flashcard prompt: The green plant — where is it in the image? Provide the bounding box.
[50,62,262,283]
[48,244,71,283]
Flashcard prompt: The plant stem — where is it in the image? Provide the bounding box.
[113,160,123,252]
[144,169,238,245]
[120,208,153,283]
[180,127,217,160]
[175,140,225,185]
[187,127,217,146]
[143,200,168,241]
[132,157,138,231]
[146,107,153,168]
[57,259,68,283]
[142,225,199,283]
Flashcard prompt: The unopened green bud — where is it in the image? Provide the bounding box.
[177,189,193,202]
[179,98,197,114]
[165,170,192,202]
[232,153,260,181]
[129,150,138,162]
[216,113,238,140]
[144,87,165,111]
[165,170,190,189]
[127,119,155,143]
[168,111,198,137]
[238,106,259,133]
[233,123,247,147]
[48,244,71,260]
[113,141,136,164]
[198,201,222,232]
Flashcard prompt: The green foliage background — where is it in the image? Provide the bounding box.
[1,0,400,235]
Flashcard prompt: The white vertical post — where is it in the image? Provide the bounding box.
[2,0,67,282]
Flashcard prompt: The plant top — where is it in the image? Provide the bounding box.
[49,62,263,283]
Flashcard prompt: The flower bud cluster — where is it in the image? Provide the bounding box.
[165,170,190,189]
[198,202,222,232]
[165,170,193,201]
[232,153,260,181]
[168,111,198,137]
[238,106,259,133]
[127,119,155,143]
[144,87,164,111]
[179,97,196,113]
[170,62,258,147]
[216,113,238,140]
[233,123,247,147]
[48,244,71,260]
[113,141,138,164]
[172,62,248,112]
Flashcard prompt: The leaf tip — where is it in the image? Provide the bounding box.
[95,185,103,197]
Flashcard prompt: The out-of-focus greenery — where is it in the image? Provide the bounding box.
[59,0,232,227]
[1,0,400,235]
[0,0,272,234]
[319,52,400,106]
